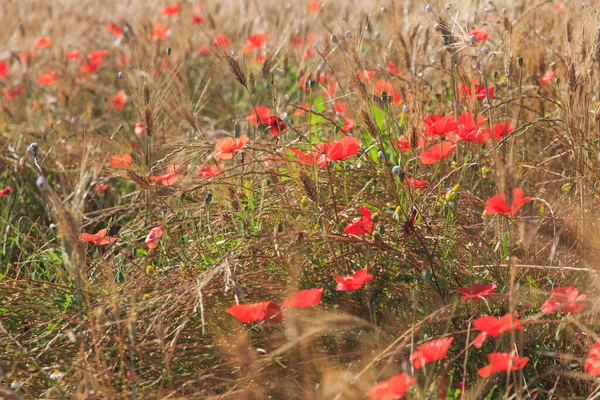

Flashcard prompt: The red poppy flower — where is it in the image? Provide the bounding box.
[344,206,374,236]
[538,70,555,86]
[405,178,429,189]
[87,49,109,64]
[308,0,320,14]
[226,301,284,323]
[2,85,23,101]
[160,4,180,16]
[420,142,456,165]
[461,81,494,100]
[0,61,8,78]
[458,283,496,303]
[198,164,224,178]
[150,165,184,186]
[411,337,453,369]
[110,153,133,168]
[37,70,58,86]
[473,312,523,349]
[151,23,168,40]
[485,187,531,216]
[67,50,80,61]
[554,3,566,16]
[267,116,286,135]
[109,91,128,110]
[358,70,376,82]
[333,101,346,115]
[212,33,231,49]
[79,228,116,245]
[34,36,52,50]
[387,61,401,76]
[585,340,600,376]
[374,79,394,96]
[246,106,271,125]
[145,225,165,249]
[540,286,586,315]
[192,14,205,24]
[482,122,514,141]
[0,186,13,197]
[396,135,423,152]
[93,183,109,193]
[197,44,210,54]
[342,118,356,132]
[403,209,418,236]
[106,22,122,36]
[80,60,100,74]
[455,112,488,143]
[335,269,374,291]
[368,373,415,400]
[244,33,269,53]
[478,353,529,378]
[423,114,457,138]
[214,135,249,161]
[290,148,317,165]
[283,288,323,308]
[317,136,359,167]
[469,28,488,42]
[134,122,146,135]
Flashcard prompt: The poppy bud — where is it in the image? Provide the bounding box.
[378,224,385,234]
[517,57,524,67]
[330,34,337,43]
[118,71,124,79]
[166,48,172,56]
[204,193,212,206]
[482,46,489,54]
[337,221,347,233]
[371,212,380,223]
[146,265,155,275]
[420,270,433,283]
[402,105,410,114]
[554,77,560,85]
[377,150,385,160]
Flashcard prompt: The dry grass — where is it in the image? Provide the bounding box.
[2,0,600,398]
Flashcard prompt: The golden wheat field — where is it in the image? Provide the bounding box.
[4,0,600,398]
